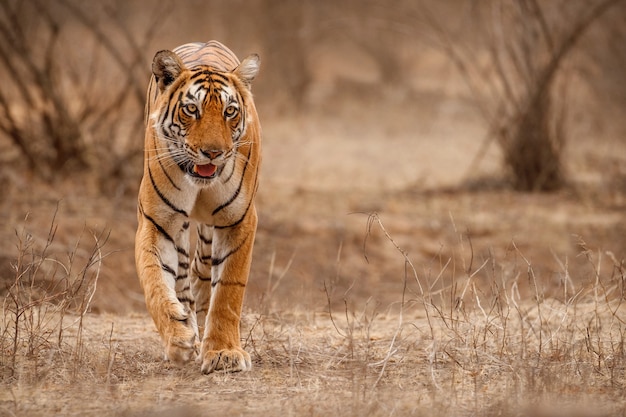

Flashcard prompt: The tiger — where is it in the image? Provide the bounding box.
[135,40,261,374]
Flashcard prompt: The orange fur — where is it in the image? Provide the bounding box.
[135,41,261,373]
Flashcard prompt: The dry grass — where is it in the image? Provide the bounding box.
[0,207,107,385]
[0,2,625,415]
[1,205,626,417]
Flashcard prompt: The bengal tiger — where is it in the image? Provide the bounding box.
[135,40,261,374]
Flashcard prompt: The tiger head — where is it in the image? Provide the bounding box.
[148,50,260,184]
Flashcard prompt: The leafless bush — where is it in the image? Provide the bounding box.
[420,0,623,191]
[0,207,108,382]
[0,0,169,187]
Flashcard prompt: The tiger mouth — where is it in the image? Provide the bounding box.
[193,163,218,178]
[175,157,224,181]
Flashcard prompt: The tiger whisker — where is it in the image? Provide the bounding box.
[232,152,251,165]
[149,125,258,172]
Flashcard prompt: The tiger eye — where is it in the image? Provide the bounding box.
[183,103,197,116]
[224,105,238,118]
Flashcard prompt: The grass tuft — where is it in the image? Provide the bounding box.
[1,205,109,384]
[1,208,626,416]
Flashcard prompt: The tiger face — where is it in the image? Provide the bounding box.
[149,50,259,186]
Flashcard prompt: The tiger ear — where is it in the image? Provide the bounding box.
[234,54,260,89]
[152,50,186,92]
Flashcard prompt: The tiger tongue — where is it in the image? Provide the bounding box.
[194,163,217,178]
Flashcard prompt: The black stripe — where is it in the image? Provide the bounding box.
[177,246,189,257]
[179,262,190,270]
[210,71,229,82]
[176,158,191,175]
[214,202,251,229]
[223,157,237,183]
[192,265,212,281]
[211,233,249,266]
[195,274,212,282]
[198,233,213,245]
[149,165,188,216]
[162,262,176,277]
[212,281,246,288]
[160,90,177,130]
[233,107,246,142]
[212,146,252,215]
[176,274,188,281]
[210,78,228,89]
[158,156,182,191]
[178,296,195,304]
[152,134,182,191]
[189,71,229,85]
[139,204,174,243]
[214,172,256,230]
[198,255,212,266]
[190,71,208,80]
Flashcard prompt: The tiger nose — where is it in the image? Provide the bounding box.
[200,149,223,159]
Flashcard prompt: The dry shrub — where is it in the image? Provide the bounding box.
[0,0,169,189]
[420,0,623,191]
[0,207,108,383]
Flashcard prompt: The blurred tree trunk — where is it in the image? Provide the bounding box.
[500,0,623,191]
[505,89,562,191]
[420,0,624,191]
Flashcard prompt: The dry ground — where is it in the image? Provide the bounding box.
[1,93,626,416]
[3,296,626,416]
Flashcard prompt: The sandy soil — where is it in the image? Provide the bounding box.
[4,296,626,416]
[1,72,626,417]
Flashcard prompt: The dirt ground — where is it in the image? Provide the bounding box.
[1,33,626,413]
[2,93,624,312]
[2,1,626,414]
[4,296,626,416]
[1,91,626,415]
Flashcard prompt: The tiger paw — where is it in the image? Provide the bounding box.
[164,320,199,365]
[201,347,251,374]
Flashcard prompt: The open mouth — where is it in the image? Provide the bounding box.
[192,163,218,179]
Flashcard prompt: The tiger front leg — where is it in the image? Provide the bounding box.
[135,211,199,365]
[200,209,257,374]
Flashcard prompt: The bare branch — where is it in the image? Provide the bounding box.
[422,0,625,191]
